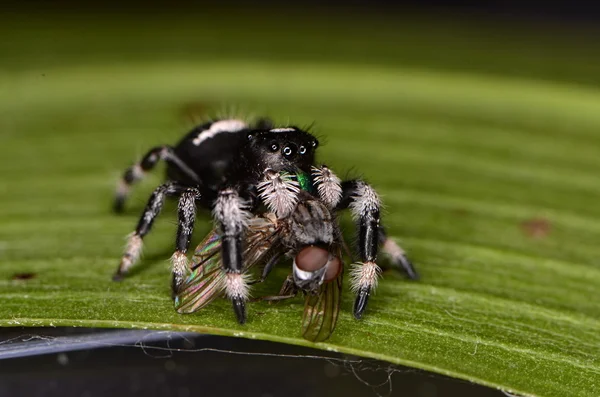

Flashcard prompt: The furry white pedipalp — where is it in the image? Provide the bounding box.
[311,165,343,209]
[257,170,300,217]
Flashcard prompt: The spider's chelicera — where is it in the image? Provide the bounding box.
[113,117,418,326]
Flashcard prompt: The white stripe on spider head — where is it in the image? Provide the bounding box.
[192,119,248,146]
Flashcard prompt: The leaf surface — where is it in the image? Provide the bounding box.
[1,10,599,397]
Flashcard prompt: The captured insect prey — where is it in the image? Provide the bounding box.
[175,192,344,342]
[111,116,418,335]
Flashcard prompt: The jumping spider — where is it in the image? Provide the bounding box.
[112,117,418,324]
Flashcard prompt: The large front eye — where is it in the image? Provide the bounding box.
[298,145,307,155]
[283,146,293,156]
[270,143,279,152]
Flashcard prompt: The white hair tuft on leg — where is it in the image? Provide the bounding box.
[171,250,190,288]
[349,181,380,220]
[213,189,251,233]
[225,272,251,301]
[119,233,144,274]
[349,262,382,293]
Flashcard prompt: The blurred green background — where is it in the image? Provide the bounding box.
[1,3,600,397]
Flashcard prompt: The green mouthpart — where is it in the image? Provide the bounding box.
[296,171,313,193]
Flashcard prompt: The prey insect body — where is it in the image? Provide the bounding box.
[175,191,344,342]
[112,116,418,327]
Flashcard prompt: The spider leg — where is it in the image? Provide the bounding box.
[379,226,418,280]
[113,182,190,281]
[113,146,200,213]
[336,179,383,319]
[171,187,202,294]
[213,188,252,324]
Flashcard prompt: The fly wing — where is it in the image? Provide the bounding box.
[301,248,343,343]
[174,214,282,314]
[175,229,225,314]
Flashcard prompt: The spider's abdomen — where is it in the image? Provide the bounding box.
[167,119,251,191]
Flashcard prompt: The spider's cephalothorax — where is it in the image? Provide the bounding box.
[113,117,417,325]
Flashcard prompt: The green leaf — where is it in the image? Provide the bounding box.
[1,10,599,397]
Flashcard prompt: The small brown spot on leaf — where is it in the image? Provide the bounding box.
[11,272,36,280]
[521,218,551,239]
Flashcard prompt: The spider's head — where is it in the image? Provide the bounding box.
[246,127,319,174]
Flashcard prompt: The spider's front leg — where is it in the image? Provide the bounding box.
[338,179,414,319]
[313,167,417,318]
[213,188,252,324]
[340,180,381,319]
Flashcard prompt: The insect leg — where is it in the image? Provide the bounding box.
[249,274,298,303]
[337,179,383,319]
[213,188,251,324]
[113,182,187,281]
[379,226,419,280]
[171,187,202,294]
[248,251,286,285]
[114,146,200,213]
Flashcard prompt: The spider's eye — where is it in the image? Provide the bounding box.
[298,146,307,155]
[270,143,279,152]
[283,146,293,156]
[311,140,318,148]
[247,134,254,140]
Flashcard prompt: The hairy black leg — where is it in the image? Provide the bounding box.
[113,182,187,281]
[171,188,201,295]
[337,180,382,319]
[213,188,251,324]
[113,146,200,213]
[379,227,419,280]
